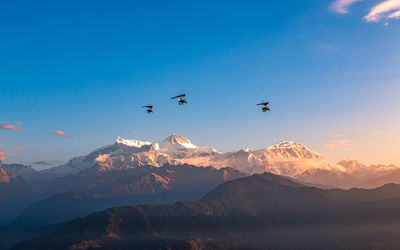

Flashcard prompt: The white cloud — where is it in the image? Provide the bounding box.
[332,0,363,14]
[364,0,400,22]
[388,9,400,18]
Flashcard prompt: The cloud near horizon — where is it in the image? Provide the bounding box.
[325,139,351,148]
[0,150,6,161]
[14,148,21,152]
[332,0,363,14]
[0,123,21,131]
[52,130,70,137]
[364,0,400,22]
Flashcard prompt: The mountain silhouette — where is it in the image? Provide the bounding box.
[13,172,400,250]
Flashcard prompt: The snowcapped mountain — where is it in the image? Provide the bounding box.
[39,135,399,188]
[159,134,197,150]
[42,134,218,176]
[263,141,321,159]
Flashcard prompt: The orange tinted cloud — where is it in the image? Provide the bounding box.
[52,130,70,137]
[15,122,23,126]
[325,139,351,148]
[335,139,351,146]
[14,148,21,152]
[0,123,21,131]
[324,143,337,148]
[0,150,6,161]
[364,0,400,22]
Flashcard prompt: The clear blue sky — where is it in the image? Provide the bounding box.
[1,0,400,167]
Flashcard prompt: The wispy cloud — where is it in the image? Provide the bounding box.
[14,148,21,152]
[52,130,70,137]
[332,0,363,14]
[372,129,387,136]
[324,139,351,148]
[388,9,400,18]
[335,139,351,146]
[0,123,21,131]
[15,122,23,126]
[324,143,337,148]
[0,150,6,161]
[333,134,344,138]
[364,0,400,22]
[132,130,140,133]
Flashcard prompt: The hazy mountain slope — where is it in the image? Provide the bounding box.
[360,169,400,188]
[1,165,246,249]
[4,165,245,229]
[12,165,245,227]
[0,161,42,183]
[41,164,246,197]
[15,173,400,250]
[11,193,100,228]
[0,168,33,225]
[325,183,400,203]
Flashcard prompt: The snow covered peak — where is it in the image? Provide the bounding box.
[160,134,197,149]
[268,141,317,152]
[115,136,152,148]
[264,141,321,159]
[268,141,301,149]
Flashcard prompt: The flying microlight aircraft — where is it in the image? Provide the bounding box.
[171,94,188,105]
[142,105,154,114]
[257,101,271,112]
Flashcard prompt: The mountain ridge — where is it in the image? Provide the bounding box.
[13,172,400,250]
[36,135,400,189]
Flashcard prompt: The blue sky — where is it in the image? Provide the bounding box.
[1,0,400,167]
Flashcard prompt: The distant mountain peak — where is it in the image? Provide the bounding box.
[160,134,197,149]
[269,141,307,149]
[115,136,152,148]
[266,141,321,158]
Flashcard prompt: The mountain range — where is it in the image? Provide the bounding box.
[13,172,400,250]
[1,134,400,249]
[33,134,400,189]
